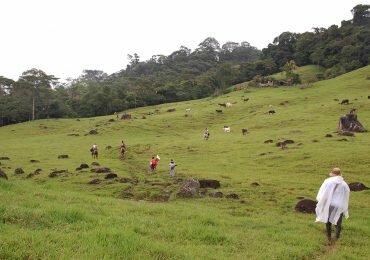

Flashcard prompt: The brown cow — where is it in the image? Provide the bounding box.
[242,129,248,135]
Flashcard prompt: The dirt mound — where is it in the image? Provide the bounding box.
[88,179,101,184]
[91,168,111,173]
[348,182,369,191]
[14,168,24,175]
[121,114,131,120]
[177,179,200,197]
[264,139,273,143]
[91,162,100,166]
[251,182,260,186]
[0,157,10,160]
[226,193,239,199]
[0,170,8,180]
[325,134,333,138]
[295,199,317,214]
[58,154,69,159]
[199,179,220,189]
[209,192,224,198]
[105,173,118,179]
[30,159,40,163]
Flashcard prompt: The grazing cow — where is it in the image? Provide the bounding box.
[216,109,223,113]
[243,98,249,102]
[242,128,248,135]
[225,102,232,108]
[185,108,191,112]
[223,126,231,133]
[341,99,349,105]
[218,103,226,107]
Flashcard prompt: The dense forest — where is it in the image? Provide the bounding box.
[0,4,369,126]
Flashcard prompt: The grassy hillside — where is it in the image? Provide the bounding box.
[271,65,325,83]
[1,66,370,259]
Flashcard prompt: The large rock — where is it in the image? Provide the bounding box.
[177,179,200,197]
[104,173,118,179]
[348,182,369,192]
[91,167,111,173]
[339,114,366,132]
[199,179,220,189]
[295,199,317,214]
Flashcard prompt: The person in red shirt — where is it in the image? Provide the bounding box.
[150,155,160,173]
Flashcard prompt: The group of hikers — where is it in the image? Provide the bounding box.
[89,142,177,177]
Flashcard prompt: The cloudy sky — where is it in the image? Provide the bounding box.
[0,0,366,81]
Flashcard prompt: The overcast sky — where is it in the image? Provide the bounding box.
[0,0,366,81]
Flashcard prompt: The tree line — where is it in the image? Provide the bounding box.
[0,4,369,126]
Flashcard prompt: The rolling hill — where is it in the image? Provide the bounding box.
[0,66,369,259]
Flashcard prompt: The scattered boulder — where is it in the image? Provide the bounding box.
[91,162,100,166]
[339,113,366,132]
[0,157,10,160]
[30,160,40,163]
[91,167,111,173]
[88,179,101,184]
[348,182,369,192]
[26,169,42,178]
[48,170,67,178]
[121,114,132,120]
[75,167,82,171]
[104,173,118,179]
[0,170,8,180]
[251,182,260,186]
[340,99,349,105]
[209,192,224,198]
[325,134,333,138]
[226,193,239,199]
[14,168,24,175]
[295,199,317,214]
[89,129,98,135]
[58,155,69,159]
[264,140,273,144]
[79,163,89,169]
[177,179,200,197]
[199,179,220,189]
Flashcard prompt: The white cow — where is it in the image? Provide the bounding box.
[223,126,231,133]
[185,108,191,112]
[225,102,232,108]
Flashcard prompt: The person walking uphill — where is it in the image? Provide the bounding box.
[315,167,350,244]
[169,159,176,177]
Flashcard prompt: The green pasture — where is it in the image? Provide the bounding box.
[0,66,369,259]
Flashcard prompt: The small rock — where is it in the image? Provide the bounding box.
[325,134,333,138]
[30,160,40,163]
[119,178,131,183]
[91,168,111,173]
[58,155,69,159]
[226,193,239,199]
[0,157,10,160]
[337,138,348,142]
[80,163,89,169]
[14,168,24,175]
[88,179,101,184]
[104,173,118,179]
[251,182,260,186]
[89,130,98,135]
[91,162,100,166]
[199,179,220,189]
[209,192,224,198]
[264,139,273,144]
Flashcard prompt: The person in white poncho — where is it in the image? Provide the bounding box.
[315,167,350,243]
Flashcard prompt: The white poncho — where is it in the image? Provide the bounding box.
[315,175,350,225]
